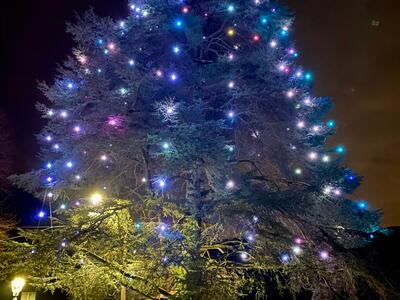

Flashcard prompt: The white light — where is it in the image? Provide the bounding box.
[38,211,45,218]
[312,125,321,132]
[170,73,177,81]
[46,162,52,169]
[66,161,73,168]
[322,155,330,163]
[47,110,54,116]
[297,121,305,128]
[128,59,134,66]
[90,193,103,205]
[270,40,277,48]
[75,174,81,180]
[303,97,312,105]
[60,111,68,118]
[61,241,67,247]
[173,46,180,54]
[162,142,170,149]
[46,135,52,141]
[107,42,116,50]
[228,81,235,88]
[156,69,163,77]
[333,189,342,196]
[228,53,234,61]
[141,177,147,182]
[74,126,81,133]
[226,180,235,189]
[119,21,125,28]
[60,204,66,209]
[228,111,235,118]
[308,152,318,160]
[294,168,302,175]
[159,179,166,188]
[53,144,60,150]
[11,277,26,297]
[286,90,295,98]
[292,245,302,255]
[240,252,248,261]
[47,192,53,198]
[319,251,329,260]
[100,155,107,161]
[67,83,73,89]
[323,186,332,195]
[46,177,53,182]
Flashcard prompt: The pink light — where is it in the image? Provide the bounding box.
[155,69,163,77]
[294,238,302,245]
[107,42,116,51]
[182,6,189,14]
[74,126,81,133]
[252,33,260,42]
[107,115,123,128]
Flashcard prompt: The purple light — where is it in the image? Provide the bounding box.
[294,238,302,245]
[46,135,52,141]
[281,254,290,262]
[107,115,123,128]
[319,251,329,260]
[74,126,81,133]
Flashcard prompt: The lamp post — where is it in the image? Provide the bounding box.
[11,277,25,300]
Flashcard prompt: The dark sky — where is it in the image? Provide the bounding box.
[1,0,399,226]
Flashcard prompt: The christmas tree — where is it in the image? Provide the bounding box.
[1,0,391,299]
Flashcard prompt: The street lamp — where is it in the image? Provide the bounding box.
[11,277,25,300]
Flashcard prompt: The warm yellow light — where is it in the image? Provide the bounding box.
[11,277,25,296]
[227,28,235,37]
[90,193,103,205]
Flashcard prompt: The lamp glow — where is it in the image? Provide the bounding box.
[90,193,103,205]
[11,277,25,297]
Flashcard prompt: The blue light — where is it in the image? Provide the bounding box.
[227,5,234,12]
[327,120,335,128]
[128,59,134,66]
[46,177,53,183]
[66,161,73,168]
[293,52,299,58]
[46,162,52,169]
[96,38,104,45]
[227,111,235,118]
[135,223,141,229]
[335,145,345,154]
[280,29,288,37]
[281,254,290,263]
[158,179,166,188]
[261,17,267,24]
[357,201,368,209]
[38,211,46,218]
[162,142,170,149]
[304,72,312,81]
[173,46,180,54]
[369,234,374,239]
[174,19,183,28]
[104,49,109,55]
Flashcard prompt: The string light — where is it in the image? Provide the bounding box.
[46,135,52,141]
[281,253,290,263]
[226,180,235,189]
[308,151,318,160]
[46,162,52,169]
[38,211,46,218]
[100,155,108,161]
[66,161,73,168]
[292,246,302,255]
[227,28,235,37]
[158,179,166,188]
[297,121,305,128]
[319,251,329,260]
[335,145,345,154]
[182,6,189,14]
[90,193,103,205]
[228,81,235,89]
[73,126,81,133]
[322,155,330,163]
[227,5,235,12]
[128,59,135,66]
[170,73,178,81]
[60,111,68,118]
[294,168,302,175]
[270,40,278,48]
[172,46,180,54]
[47,110,54,116]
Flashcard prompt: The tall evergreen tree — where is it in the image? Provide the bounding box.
[1,1,392,299]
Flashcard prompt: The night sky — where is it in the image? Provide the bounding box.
[1,0,399,226]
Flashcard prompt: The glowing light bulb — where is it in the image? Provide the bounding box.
[38,211,45,218]
[46,135,52,141]
[281,254,290,262]
[107,42,116,50]
[358,201,367,209]
[46,177,53,182]
[286,90,295,98]
[61,241,67,247]
[128,59,135,66]
[327,120,335,128]
[60,204,66,209]
[308,152,318,160]
[90,193,103,205]
[294,238,302,245]
[333,189,341,196]
[294,168,302,175]
[100,155,107,161]
[66,161,73,168]
[228,81,235,89]
[141,177,147,183]
[227,111,235,118]
[227,28,235,37]
[53,144,60,150]
[155,69,163,77]
[297,121,305,129]
[304,72,312,81]
[75,174,81,180]
[47,192,53,198]
[170,73,177,81]
[67,83,74,89]
[162,142,170,149]
[60,111,68,118]
[173,46,180,54]
[336,145,345,154]
[227,4,234,12]
[228,53,234,61]
[322,155,330,163]
[119,87,127,95]
[323,186,332,195]
[182,6,189,14]
[48,110,54,116]
[312,125,321,132]
[261,17,267,24]
[252,216,259,222]
[74,126,81,133]
[240,252,249,261]
[226,180,235,189]
[303,97,312,105]
[46,162,52,169]
[246,233,255,242]
[319,251,329,260]
[174,19,183,28]
[270,40,277,48]
[292,246,302,255]
[252,33,260,42]
[158,179,166,188]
